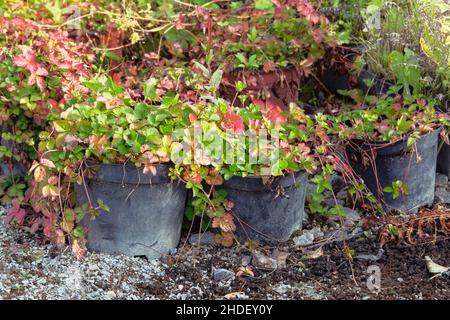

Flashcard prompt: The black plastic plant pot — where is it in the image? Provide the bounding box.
[321,66,393,97]
[437,141,450,178]
[320,45,393,97]
[75,163,187,260]
[221,65,301,111]
[221,171,308,242]
[0,125,25,179]
[346,129,440,214]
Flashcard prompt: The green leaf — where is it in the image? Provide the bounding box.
[106,77,124,95]
[64,209,75,222]
[388,224,398,237]
[53,120,69,133]
[210,68,223,90]
[75,204,87,223]
[72,226,85,239]
[143,78,158,100]
[254,0,274,12]
[134,103,148,119]
[407,136,417,147]
[45,0,62,24]
[83,80,103,91]
[130,32,141,45]
[97,199,110,212]
[329,204,347,217]
[193,61,210,78]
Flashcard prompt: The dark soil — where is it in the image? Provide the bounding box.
[1,205,449,300]
[146,234,450,300]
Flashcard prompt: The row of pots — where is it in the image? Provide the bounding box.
[71,129,445,260]
[74,164,308,260]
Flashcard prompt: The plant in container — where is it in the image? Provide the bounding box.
[0,16,92,213]
[27,75,189,259]
[326,87,449,213]
[352,0,450,181]
[168,0,332,110]
[173,79,339,243]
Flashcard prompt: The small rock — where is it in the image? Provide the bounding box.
[330,174,346,192]
[188,232,216,245]
[435,187,450,204]
[212,268,235,282]
[272,283,291,295]
[309,227,324,239]
[344,208,361,226]
[224,292,249,300]
[105,291,116,300]
[327,227,363,243]
[326,219,339,229]
[293,232,314,246]
[336,189,348,201]
[435,173,448,187]
[302,212,309,224]
[241,255,252,267]
[271,250,289,268]
[355,249,384,262]
[252,251,278,270]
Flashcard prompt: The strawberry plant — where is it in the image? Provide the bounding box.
[20,65,343,253]
[329,88,449,144]
[0,16,93,217]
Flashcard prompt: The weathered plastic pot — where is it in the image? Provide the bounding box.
[221,171,308,242]
[75,163,187,260]
[322,66,393,97]
[346,130,440,213]
[220,66,302,111]
[0,125,25,179]
[320,45,393,97]
[437,141,450,178]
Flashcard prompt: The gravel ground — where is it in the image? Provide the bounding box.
[0,204,330,300]
[0,206,166,300]
[1,173,449,300]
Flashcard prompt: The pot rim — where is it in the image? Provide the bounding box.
[353,126,442,146]
[348,126,442,157]
[223,170,309,191]
[224,64,298,77]
[86,161,175,185]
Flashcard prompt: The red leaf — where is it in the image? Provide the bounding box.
[212,212,236,232]
[35,64,49,76]
[55,229,66,248]
[312,29,324,44]
[175,14,185,30]
[189,112,198,124]
[221,111,245,134]
[182,171,203,184]
[43,218,55,238]
[264,104,287,125]
[253,99,287,125]
[72,239,86,259]
[5,204,26,225]
[40,158,56,168]
[294,0,320,24]
[12,55,28,67]
[376,121,390,133]
[36,76,46,92]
